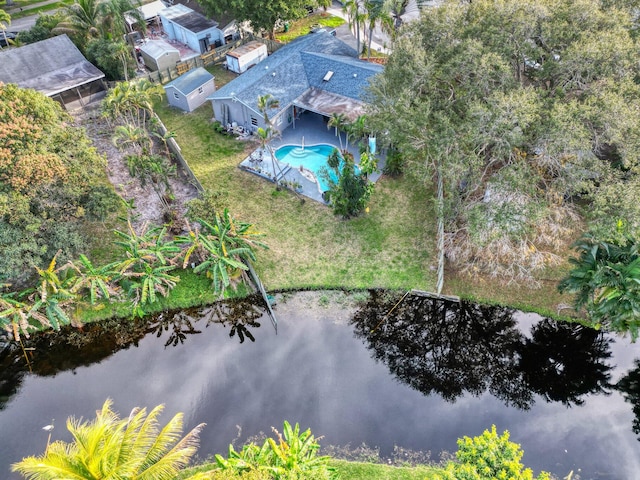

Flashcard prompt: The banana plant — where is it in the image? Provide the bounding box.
[113,220,180,309]
[0,286,34,340]
[215,421,335,480]
[29,253,76,331]
[177,214,267,296]
[68,254,120,305]
[127,262,179,307]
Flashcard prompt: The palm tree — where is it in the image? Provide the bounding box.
[559,235,640,341]
[54,0,143,48]
[257,93,280,127]
[12,399,207,480]
[113,123,150,155]
[343,0,365,55]
[53,0,102,45]
[364,0,390,59]
[387,0,410,37]
[327,112,348,152]
[0,11,11,50]
[102,79,162,129]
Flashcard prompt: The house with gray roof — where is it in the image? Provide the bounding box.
[0,34,105,109]
[164,67,215,112]
[207,31,383,134]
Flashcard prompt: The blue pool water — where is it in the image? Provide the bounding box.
[275,144,340,192]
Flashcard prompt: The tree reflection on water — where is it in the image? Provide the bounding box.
[0,294,267,410]
[350,290,614,409]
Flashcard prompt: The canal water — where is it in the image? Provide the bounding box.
[0,290,638,479]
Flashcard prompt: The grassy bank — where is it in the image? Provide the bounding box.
[154,83,573,316]
[330,459,444,479]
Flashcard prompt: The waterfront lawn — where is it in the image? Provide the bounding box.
[154,99,573,315]
[330,459,446,479]
[154,100,436,292]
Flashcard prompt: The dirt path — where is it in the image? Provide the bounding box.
[71,104,200,231]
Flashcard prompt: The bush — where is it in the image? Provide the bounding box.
[383,148,404,177]
[445,425,551,480]
[215,421,336,480]
[186,189,229,224]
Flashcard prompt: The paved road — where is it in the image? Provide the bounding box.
[3,0,61,32]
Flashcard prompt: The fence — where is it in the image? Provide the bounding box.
[153,114,204,193]
[137,35,284,85]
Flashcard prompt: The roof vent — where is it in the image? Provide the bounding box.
[323,71,334,82]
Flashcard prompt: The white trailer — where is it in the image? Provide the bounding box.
[226,41,268,74]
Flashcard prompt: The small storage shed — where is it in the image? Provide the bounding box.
[139,40,180,72]
[226,41,268,74]
[164,67,215,112]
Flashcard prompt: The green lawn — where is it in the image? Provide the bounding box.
[330,460,445,480]
[154,96,572,316]
[275,13,346,43]
[154,99,437,293]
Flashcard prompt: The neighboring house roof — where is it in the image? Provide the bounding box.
[125,0,168,25]
[208,31,383,120]
[137,0,168,21]
[160,4,218,32]
[170,0,235,34]
[0,34,104,97]
[140,39,180,59]
[164,67,214,95]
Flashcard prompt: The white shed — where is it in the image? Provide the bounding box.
[164,67,215,112]
[139,40,180,72]
[226,41,268,74]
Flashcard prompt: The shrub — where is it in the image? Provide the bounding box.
[445,425,551,480]
[215,421,336,480]
[383,148,404,177]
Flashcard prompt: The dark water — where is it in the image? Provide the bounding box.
[0,290,639,479]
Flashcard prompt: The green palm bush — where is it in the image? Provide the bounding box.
[12,399,206,480]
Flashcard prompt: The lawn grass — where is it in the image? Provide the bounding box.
[154,98,575,314]
[4,0,71,19]
[275,13,346,43]
[154,99,437,292]
[330,459,446,480]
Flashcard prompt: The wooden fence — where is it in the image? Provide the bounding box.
[137,35,284,85]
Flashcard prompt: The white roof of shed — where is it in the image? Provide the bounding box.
[139,39,180,59]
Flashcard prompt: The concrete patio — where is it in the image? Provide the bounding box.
[238,110,385,204]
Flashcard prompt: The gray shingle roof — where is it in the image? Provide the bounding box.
[0,35,104,97]
[164,67,214,94]
[208,31,382,116]
[160,4,218,32]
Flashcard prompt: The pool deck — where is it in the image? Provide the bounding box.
[238,111,385,204]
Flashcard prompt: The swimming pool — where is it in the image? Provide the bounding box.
[274,144,340,192]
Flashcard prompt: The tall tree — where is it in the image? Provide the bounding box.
[197,0,314,39]
[0,84,119,287]
[12,399,207,480]
[367,0,640,288]
[364,0,389,58]
[0,10,11,49]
